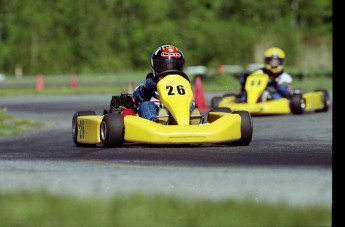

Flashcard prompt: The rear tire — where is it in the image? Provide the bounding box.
[231,111,253,146]
[72,110,97,147]
[210,107,232,113]
[100,113,124,148]
[290,93,305,115]
[223,93,238,97]
[210,96,223,109]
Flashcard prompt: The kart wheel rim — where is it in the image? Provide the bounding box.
[72,119,77,138]
[100,121,106,141]
[300,99,306,109]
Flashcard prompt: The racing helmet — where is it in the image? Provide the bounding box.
[151,45,185,76]
[264,47,286,74]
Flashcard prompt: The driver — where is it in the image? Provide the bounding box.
[133,44,197,122]
[239,47,293,101]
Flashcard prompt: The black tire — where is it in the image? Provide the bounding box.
[210,96,223,109]
[290,93,305,115]
[315,89,330,112]
[207,106,232,123]
[210,107,232,113]
[223,93,239,97]
[72,110,97,147]
[100,113,124,148]
[231,111,253,146]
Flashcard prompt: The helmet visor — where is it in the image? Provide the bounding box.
[153,58,184,75]
[265,57,284,66]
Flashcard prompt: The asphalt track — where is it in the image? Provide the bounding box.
[0,94,332,207]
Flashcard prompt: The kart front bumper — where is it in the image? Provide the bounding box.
[124,114,242,144]
[219,98,291,115]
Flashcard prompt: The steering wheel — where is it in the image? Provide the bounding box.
[153,69,190,83]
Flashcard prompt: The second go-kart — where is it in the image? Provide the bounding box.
[210,71,330,115]
[72,70,253,148]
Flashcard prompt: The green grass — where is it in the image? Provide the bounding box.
[0,191,331,226]
[0,109,43,137]
[0,71,332,96]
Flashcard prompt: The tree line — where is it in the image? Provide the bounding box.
[0,0,332,76]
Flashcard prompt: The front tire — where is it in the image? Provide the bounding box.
[72,110,97,147]
[231,111,253,146]
[100,113,124,148]
[290,93,305,115]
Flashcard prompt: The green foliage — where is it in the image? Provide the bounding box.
[0,0,332,75]
[0,191,331,226]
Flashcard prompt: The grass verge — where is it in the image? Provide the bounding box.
[0,109,43,137]
[0,72,332,96]
[0,191,331,226]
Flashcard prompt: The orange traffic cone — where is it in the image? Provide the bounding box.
[194,76,209,113]
[35,74,45,92]
[70,74,78,89]
[217,64,225,74]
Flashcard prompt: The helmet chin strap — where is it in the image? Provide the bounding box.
[266,64,283,72]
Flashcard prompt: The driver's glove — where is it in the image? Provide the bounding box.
[144,77,157,91]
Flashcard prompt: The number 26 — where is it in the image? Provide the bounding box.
[166,85,186,95]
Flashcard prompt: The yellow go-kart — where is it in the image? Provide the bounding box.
[210,71,330,115]
[72,70,253,148]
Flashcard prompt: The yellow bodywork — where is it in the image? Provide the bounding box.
[218,96,291,115]
[157,74,193,125]
[124,113,241,144]
[76,116,103,144]
[77,112,242,145]
[244,72,269,104]
[303,91,325,111]
[217,72,327,115]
